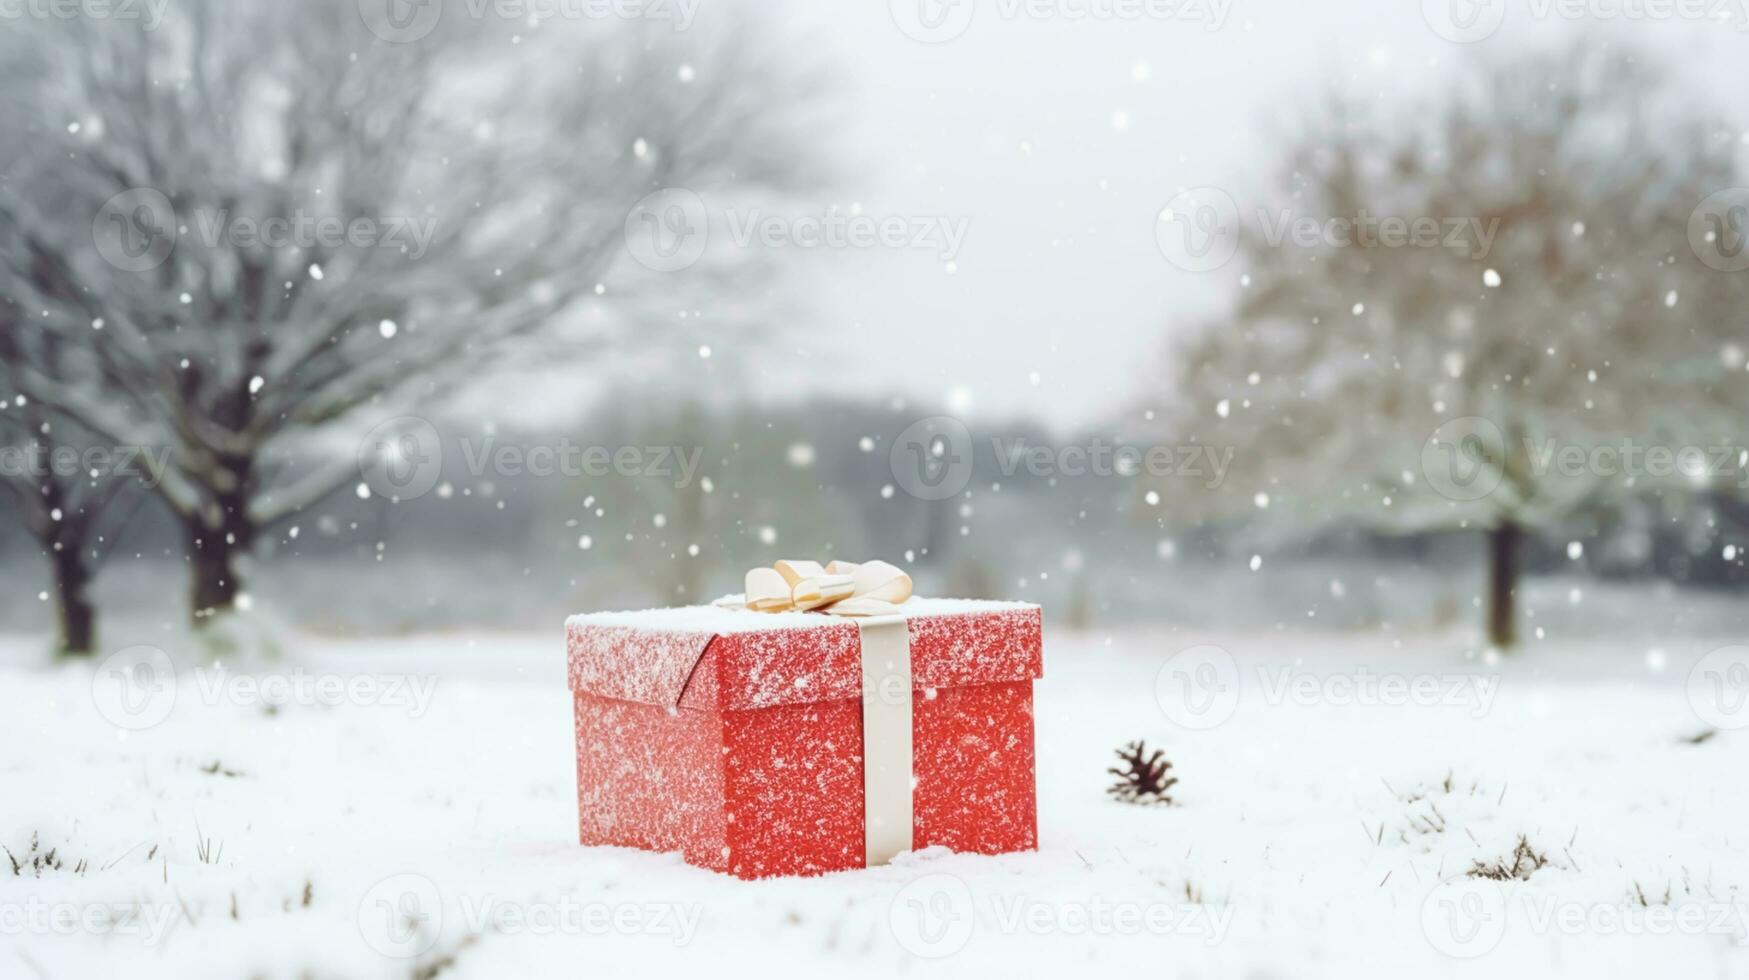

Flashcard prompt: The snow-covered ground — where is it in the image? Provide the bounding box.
[3,624,1747,978]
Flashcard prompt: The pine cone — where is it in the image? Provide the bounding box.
[1107,740,1177,806]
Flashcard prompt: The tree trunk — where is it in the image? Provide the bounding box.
[188,492,251,624]
[1486,519,1520,649]
[51,545,96,657]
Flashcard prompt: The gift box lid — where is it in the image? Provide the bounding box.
[565,597,1042,712]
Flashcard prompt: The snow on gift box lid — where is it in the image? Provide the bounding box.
[565,597,1043,712]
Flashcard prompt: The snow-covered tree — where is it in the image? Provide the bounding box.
[1162,42,1749,647]
[0,299,142,655]
[0,2,823,624]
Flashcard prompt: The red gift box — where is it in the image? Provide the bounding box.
[565,599,1044,879]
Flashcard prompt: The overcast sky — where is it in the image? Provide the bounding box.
[503,1,1749,431]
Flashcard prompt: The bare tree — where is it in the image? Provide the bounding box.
[1160,42,1749,647]
[0,1,824,625]
[0,299,142,655]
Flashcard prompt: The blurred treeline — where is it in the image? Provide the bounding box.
[4,390,1743,635]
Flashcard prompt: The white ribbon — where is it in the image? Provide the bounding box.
[855,615,913,866]
[733,558,916,866]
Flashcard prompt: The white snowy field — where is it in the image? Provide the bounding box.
[2,624,1746,979]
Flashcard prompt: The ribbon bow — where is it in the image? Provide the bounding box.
[741,559,913,617]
